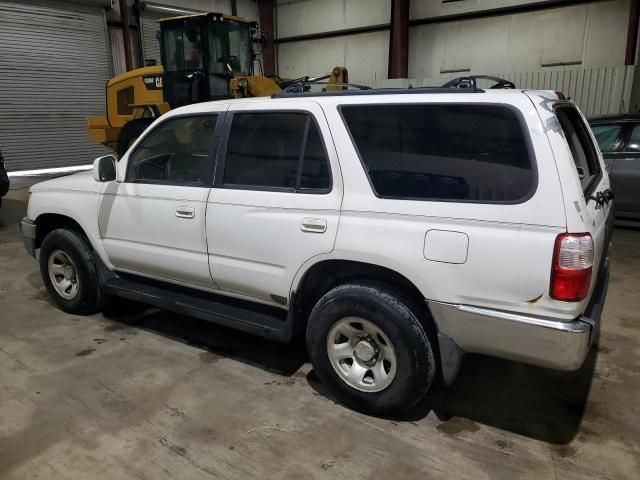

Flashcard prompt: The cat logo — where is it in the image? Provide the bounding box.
[143,75,163,90]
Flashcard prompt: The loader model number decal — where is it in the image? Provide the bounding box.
[143,75,163,90]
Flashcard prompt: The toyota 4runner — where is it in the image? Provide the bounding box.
[21,85,613,415]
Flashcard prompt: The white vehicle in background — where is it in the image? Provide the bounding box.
[21,77,613,415]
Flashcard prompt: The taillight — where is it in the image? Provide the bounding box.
[555,91,567,100]
[550,233,594,302]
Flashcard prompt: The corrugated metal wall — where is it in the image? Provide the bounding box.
[0,0,112,171]
[356,65,638,117]
[140,9,165,65]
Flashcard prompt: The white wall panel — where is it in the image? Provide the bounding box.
[277,30,389,80]
[409,0,629,76]
[276,0,389,38]
[582,0,632,66]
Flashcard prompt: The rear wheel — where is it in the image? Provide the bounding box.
[306,283,436,416]
[39,228,104,314]
[117,118,153,157]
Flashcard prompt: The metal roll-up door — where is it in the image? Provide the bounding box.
[140,9,164,65]
[0,0,112,171]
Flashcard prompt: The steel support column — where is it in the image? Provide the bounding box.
[258,0,276,77]
[625,0,639,65]
[388,0,409,79]
[119,0,133,71]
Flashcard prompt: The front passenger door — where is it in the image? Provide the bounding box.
[99,113,222,287]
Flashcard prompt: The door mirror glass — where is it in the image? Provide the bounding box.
[93,155,117,182]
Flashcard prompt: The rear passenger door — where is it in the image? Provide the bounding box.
[610,122,640,218]
[206,101,342,305]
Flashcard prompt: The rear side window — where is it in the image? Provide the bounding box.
[555,105,601,193]
[340,104,534,202]
[590,124,623,153]
[222,112,331,192]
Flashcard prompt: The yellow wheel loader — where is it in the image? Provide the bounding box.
[87,12,348,156]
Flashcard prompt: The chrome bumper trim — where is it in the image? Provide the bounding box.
[452,304,591,333]
[429,301,592,371]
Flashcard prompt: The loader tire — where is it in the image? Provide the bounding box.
[117,118,154,157]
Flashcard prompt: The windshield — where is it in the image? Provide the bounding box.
[162,24,204,72]
[208,21,252,75]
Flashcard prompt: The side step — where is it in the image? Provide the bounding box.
[99,270,294,343]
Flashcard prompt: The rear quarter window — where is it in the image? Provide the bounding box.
[340,104,535,203]
[554,105,601,194]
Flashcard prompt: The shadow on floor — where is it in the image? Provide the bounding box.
[102,299,308,377]
[104,298,596,445]
[415,349,597,444]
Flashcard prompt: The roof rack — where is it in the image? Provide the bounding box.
[441,75,515,90]
[281,81,372,94]
[272,86,483,98]
[270,74,516,98]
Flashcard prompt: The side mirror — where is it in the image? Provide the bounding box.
[92,155,117,182]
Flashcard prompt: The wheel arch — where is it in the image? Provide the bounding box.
[291,258,433,333]
[35,213,92,250]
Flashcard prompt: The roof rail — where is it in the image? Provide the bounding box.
[271,86,484,98]
[281,81,372,94]
[441,75,515,90]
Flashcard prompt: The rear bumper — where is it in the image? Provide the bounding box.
[430,244,611,374]
[21,217,36,258]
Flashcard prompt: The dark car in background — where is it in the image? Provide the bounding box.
[589,115,640,223]
[0,150,10,208]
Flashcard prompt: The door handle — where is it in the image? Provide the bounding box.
[301,217,327,233]
[175,206,195,219]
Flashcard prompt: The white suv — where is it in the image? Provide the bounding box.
[21,85,613,415]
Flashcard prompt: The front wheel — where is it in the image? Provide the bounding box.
[39,228,104,314]
[306,283,437,416]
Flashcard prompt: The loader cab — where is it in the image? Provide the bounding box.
[159,13,255,108]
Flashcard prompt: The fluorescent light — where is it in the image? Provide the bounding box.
[8,165,92,177]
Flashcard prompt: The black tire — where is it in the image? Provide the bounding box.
[117,118,153,157]
[39,228,104,315]
[306,283,437,416]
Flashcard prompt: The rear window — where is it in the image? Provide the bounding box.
[340,104,534,202]
[555,105,601,194]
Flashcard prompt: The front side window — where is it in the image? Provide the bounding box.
[590,124,623,153]
[624,124,640,152]
[127,115,218,186]
[222,112,331,192]
[341,104,534,202]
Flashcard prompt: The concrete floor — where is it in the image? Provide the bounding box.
[1,176,639,480]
